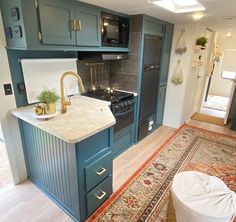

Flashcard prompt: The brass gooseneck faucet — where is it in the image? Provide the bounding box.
[60,71,85,114]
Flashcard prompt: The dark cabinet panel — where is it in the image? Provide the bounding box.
[38,0,76,45]
[139,35,163,121]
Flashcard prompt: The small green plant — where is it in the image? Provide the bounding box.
[37,90,59,104]
[196,36,207,47]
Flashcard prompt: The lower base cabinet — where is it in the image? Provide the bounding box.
[21,121,113,222]
[86,176,112,215]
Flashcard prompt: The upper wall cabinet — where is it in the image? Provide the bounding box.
[38,0,101,46]
[38,0,76,46]
[75,6,100,46]
[0,0,104,50]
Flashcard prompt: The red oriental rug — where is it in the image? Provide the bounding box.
[87,124,236,222]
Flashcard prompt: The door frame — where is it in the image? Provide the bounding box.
[192,28,215,114]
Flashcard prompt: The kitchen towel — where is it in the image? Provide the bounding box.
[21,58,79,104]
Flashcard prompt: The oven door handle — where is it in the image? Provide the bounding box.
[114,108,134,117]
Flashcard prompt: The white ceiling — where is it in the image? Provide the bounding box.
[80,0,236,34]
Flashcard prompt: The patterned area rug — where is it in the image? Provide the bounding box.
[87,124,236,222]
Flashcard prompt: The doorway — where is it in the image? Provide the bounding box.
[199,50,235,124]
[192,28,236,126]
[0,123,13,189]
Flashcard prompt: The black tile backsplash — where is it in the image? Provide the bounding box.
[130,32,141,55]
[77,60,110,92]
[77,15,142,94]
[122,55,140,75]
[110,72,138,93]
[108,15,142,93]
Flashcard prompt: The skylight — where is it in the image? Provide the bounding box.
[148,0,206,13]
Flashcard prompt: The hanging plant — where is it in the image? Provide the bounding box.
[196,36,208,47]
[171,59,183,85]
[175,28,187,55]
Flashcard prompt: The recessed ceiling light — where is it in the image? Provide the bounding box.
[174,0,199,6]
[148,0,206,13]
[193,13,204,20]
[225,31,233,38]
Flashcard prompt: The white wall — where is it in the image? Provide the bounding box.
[163,23,206,128]
[209,37,235,97]
[0,11,27,184]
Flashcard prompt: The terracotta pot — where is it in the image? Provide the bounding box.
[44,103,56,114]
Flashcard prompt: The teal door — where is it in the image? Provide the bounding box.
[38,0,76,45]
[75,6,101,46]
[155,85,167,126]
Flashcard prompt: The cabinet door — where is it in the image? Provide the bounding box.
[75,6,101,46]
[155,85,167,126]
[38,0,76,45]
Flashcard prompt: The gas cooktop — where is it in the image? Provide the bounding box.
[83,89,133,103]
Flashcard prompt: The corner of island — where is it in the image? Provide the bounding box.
[11,95,116,222]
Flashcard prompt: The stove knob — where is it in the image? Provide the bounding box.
[128,100,133,105]
[115,105,120,112]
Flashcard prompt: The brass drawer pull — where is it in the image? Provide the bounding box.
[76,20,82,31]
[95,190,106,200]
[96,167,107,175]
[71,19,76,31]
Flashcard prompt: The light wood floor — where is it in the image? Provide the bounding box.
[0,141,13,188]
[0,120,235,222]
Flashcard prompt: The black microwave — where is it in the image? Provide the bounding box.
[101,12,129,48]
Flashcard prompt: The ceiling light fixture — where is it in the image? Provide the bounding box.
[225,31,233,38]
[148,0,206,13]
[193,13,204,20]
[224,17,234,38]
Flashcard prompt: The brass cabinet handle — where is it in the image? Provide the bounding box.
[95,190,106,200]
[71,19,76,31]
[96,167,106,175]
[76,20,81,31]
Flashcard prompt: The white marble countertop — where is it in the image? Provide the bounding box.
[11,96,116,144]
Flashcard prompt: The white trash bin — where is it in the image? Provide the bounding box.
[171,171,236,222]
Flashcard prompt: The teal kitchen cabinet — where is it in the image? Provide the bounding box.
[155,85,167,127]
[37,0,76,45]
[74,5,101,46]
[0,0,101,50]
[38,0,101,46]
[21,121,113,222]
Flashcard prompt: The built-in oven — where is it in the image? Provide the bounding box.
[110,97,134,133]
[83,89,134,133]
[101,12,129,48]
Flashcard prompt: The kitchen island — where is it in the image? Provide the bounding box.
[11,96,116,222]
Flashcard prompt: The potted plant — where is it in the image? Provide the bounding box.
[196,36,208,48]
[36,90,59,114]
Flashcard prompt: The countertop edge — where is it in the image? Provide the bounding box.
[11,96,115,144]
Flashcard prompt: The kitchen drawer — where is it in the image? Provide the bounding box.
[86,175,112,216]
[85,151,112,191]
